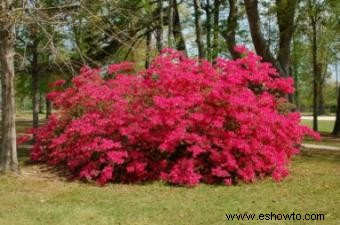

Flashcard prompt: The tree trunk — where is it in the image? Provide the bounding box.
[173,0,187,54]
[31,38,40,129]
[168,0,174,47]
[311,18,318,131]
[46,98,52,119]
[212,0,220,60]
[193,0,205,58]
[222,0,239,59]
[333,65,340,135]
[145,31,152,68]
[244,0,284,76]
[292,64,299,109]
[318,82,325,115]
[156,0,164,52]
[276,0,297,78]
[204,0,212,61]
[292,36,299,109]
[39,92,44,114]
[0,0,19,173]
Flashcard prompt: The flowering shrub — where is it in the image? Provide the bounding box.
[30,47,319,186]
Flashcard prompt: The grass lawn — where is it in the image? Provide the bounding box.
[0,115,339,225]
[0,151,339,225]
[301,119,334,133]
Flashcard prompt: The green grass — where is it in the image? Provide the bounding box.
[0,150,339,225]
[301,119,334,133]
[0,114,338,225]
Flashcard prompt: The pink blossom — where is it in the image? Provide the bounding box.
[29,48,319,186]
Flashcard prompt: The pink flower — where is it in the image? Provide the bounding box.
[48,79,65,88]
[29,48,319,186]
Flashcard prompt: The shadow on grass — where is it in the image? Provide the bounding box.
[14,142,340,188]
[299,149,340,164]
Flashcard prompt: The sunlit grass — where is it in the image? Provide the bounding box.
[301,119,334,133]
[0,150,339,225]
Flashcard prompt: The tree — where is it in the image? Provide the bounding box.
[244,0,297,78]
[168,0,174,47]
[308,0,321,131]
[193,0,205,58]
[334,61,340,135]
[301,0,337,130]
[276,0,297,77]
[203,0,212,61]
[156,0,164,52]
[31,29,40,129]
[173,0,187,53]
[0,0,19,173]
[222,0,239,59]
[212,0,220,59]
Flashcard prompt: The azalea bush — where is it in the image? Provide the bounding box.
[30,47,319,186]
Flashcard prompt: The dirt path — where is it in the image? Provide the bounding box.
[301,116,335,121]
[301,143,340,151]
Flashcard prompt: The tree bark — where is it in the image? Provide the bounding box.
[311,18,318,131]
[276,0,297,77]
[244,0,284,76]
[332,62,340,135]
[39,92,44,114]
[317,63,325,115]
[193,0,205,58]
[173,0,187,54]
[168,0,174,47]
[212,0,220,60]
[204,0,212,61]
[31,37,40,129]
[156,0,164,52]
[145,31,152,68]
[46,98,52,119]
[0,0,19,173]
[333,80,340,135]
[222,0,239,59]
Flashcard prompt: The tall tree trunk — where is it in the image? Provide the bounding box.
[333,68,340,135]
[292,36,299,109]
[39,92,44,114]
[212,0,220,60]
[31,37,40,129]
[0,0,19,173]
[276,0,297,78]
[311,18,318,131]
[333,97,340,135]
[156,0,164,52]
[173,0,187,54]
[244,0,284,76]
[204,0,212,61]
[318,81,325,115]
[293,64,299,109]
[46,98,52,119]
[193,0,205,58]
[145,31,152,68]
[168,0,174,47]
[222,0,239,59]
